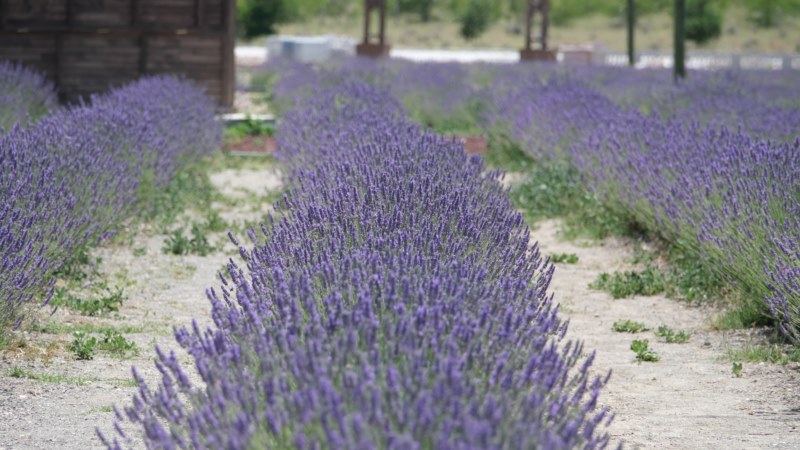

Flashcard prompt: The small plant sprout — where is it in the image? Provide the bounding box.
[612,320,650,333]
[655,325,691,343]
[69,331,97,360]
[631,339,660,362]
[551,253,579,264]
[732,362,743,378]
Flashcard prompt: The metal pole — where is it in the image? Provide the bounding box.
[674,0,686,81]
[627,0,635,66]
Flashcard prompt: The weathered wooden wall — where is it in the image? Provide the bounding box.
[0,0,235,108]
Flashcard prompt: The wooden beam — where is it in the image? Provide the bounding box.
[195,0,205,27]
[131,0,139,26]
[220,0,234,108]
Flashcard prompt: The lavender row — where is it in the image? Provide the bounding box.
[104,80,613,448]
[0,61,58,131]
[265,59,800,340]
[1,75,220,329]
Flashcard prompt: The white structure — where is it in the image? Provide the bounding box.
[265,35,356,63]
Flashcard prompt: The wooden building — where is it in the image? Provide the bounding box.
[0,0,235,108]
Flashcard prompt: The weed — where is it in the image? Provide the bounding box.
[631,339,660,362]
[224,116,275,140]
[510,160,634,240]
[68,331,97,360]
[51,285,126,316]
[163,223,216,256]
[612,320,650,333]
[189,223,215,256]
[204,209,228,232]
[726,345,800,365]
[31,322,145,335]
[97,330,138,356]
[137,160,220,228]
[732,362,743,377]
[655,325,691,343]
[162,229,191,255]
[54,246,102,283]
[551,253,579,264]
[483,138,533,172]
[8,366,98,385]
[713,298,773,330]
[590,266,667,298]
[133,247,147,257]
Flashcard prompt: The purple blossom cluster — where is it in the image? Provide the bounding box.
[1,74,220,329]
[0,61,58,131]
[262,59,800,340]
[104,80,613,448]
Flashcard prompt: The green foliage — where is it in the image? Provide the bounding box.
[8,366,97,385]
[69,331,97,360]
[162,223,216,256]
[97,330,139,356]
[133,247,147,257]
[550,253,579,264]
[713,296,772,330]
[726,344,800,364]
[613,320,650,333]
[204,210,229,233]
[51,285,126,316]
[136,159,219,228]
[655,325,691,343]
[224,118,275,141]
[743,0,800,27]
[685,0,723,44]
[396,0,435,21]
[54,246,102,283]
[483,138,534,172]
[631,339,660,362]
[237,0,286,38]
[590,266,667,298]
[457,0,498,40]
[731,362,743,377]
[510,160,634,240]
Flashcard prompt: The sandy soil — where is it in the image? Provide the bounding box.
[534,219,800,449]
[1,161,798,449]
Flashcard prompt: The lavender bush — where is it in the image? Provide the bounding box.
[104,80,613,448]
[0,61,58,131]
[260,59,800,340]
[1,75,220,329]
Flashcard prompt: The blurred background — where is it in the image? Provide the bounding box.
[239,0,800,53]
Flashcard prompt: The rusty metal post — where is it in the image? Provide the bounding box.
[520,0,556,62]
[356,0,390,57]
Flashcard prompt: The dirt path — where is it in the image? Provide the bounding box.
[534,219,800,449]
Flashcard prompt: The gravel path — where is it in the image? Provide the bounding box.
[535,219,800,449]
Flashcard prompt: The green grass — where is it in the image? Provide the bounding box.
[30,322,146,335]
[7,366,98,385]
[50,285,126,317]
[613,320,650,333]
[726,344,800,365]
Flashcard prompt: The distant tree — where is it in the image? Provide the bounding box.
[685,0,722,44]
[237,0,286,38]
[744,0,800,27]
[396,0,435,21]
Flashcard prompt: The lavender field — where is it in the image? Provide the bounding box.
[1,58,799,449]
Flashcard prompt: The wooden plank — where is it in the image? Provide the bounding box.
[220,0,234,108]
[195,0,204,27]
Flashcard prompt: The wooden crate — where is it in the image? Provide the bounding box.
[0,0,234,108]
